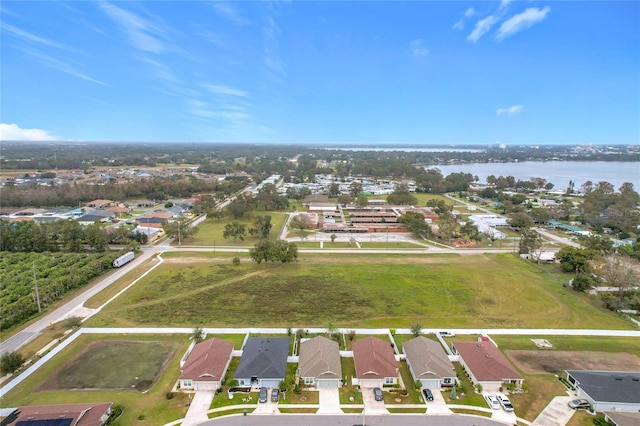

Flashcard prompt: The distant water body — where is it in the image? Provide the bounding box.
[429,161,639,191]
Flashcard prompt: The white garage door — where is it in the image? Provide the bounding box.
[317,379,341,389]
[195,381,218,391]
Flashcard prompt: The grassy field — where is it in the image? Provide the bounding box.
[85,252,634,330]
[2,334,191,425]
[186,213,287,246]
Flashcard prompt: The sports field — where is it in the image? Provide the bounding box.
[86,252,634,330]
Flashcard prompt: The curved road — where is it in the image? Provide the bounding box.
[200,414,505,426]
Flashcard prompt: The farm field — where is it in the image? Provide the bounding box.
[185,213,287,246]
[0,251,120,332]
[85,252,634,330]
[1,334,190,425]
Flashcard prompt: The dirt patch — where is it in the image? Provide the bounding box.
[507,350,640,375]
[39,340,178,391]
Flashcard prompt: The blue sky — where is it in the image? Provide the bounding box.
[1,1,638,144]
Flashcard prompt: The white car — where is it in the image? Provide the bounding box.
[486,394,501,410]
[497,394,514,411]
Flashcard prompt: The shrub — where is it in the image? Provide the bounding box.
[65,316,82,329]
[0,351,25,375]
[106,405,123,425]
[166,391,175,400]
[232,257,240,266]
[475,383,483,393]
[138,414,145,421]
[413,380,422,390]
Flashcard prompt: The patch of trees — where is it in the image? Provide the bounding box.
[0,220,145,252]
[415,169,475,193]
[0,251,120,331]
[398,211,431,239]
[386,184,417,205]
[578,182,640,234]
[249,240,298,264]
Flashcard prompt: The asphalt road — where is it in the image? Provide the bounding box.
[201,414,506,426]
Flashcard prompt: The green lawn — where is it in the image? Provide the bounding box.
[2,334,191,426]
[85,252,634,330]
[186,213,287,246]
[446,363,486,407]
[492,335,640,355]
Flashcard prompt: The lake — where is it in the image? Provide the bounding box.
[428,161,639,191]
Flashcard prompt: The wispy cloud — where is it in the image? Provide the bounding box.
[263,15,285,76]
[467,15,499,43]
[410,39,429,57]
[203,83,250,98]
[2,22,69,50]
[499,0,513,11]
[497,6,551,40]
[464,7,476,17]
[99,2,166,54]
[453,19,464,30]
[23,48,110,86]
[496,104,524,116]
[0,123,60,141]
[211,1,250,26]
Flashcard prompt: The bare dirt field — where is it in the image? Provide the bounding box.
[39,340,178,391]
[507,350,640,375]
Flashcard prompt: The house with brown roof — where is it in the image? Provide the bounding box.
[452,337,523,392]
[85,199,114,209]
[352,336,398,388]
[179,338,234,391]
[2,402,113,426]
[403,336,456,389]
[297,336,342,388]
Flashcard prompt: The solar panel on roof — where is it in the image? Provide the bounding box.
[16,419,73,426]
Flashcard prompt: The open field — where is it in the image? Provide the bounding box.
[1,334,191,425]
[186,213,287,246]
[39,340,177,391]
[85,252,635,329]
[507,350,640,375]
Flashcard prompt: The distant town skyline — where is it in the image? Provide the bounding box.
[1,1,638,144]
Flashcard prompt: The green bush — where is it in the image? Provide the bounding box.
[0,351,25,375]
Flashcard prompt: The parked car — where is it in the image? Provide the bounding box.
[438,331,456,337]
[497,394,514,411]
[486,394,501,410]
[259,387,268,403]
[373,387,383,401]
[422,388,434,401]
[568,399,591,410]
[271,388,279,402]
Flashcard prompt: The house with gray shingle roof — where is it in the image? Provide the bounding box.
[403,336,456,389]
[566,370,640,413]
[298,336,342,388]
[234,337,288,388]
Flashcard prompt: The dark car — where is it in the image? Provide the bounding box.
[259,387,268,403]
[271,388,279,402]
[422,388,434,401]
[373,387,383,401]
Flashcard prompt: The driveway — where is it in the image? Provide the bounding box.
[532,396,576,426]
[182,390,215,426]
[425,388,452,414]
[317,388,343,414]
[361,386,389,414]
[253,389,280,415]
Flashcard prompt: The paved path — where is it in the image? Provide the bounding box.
[536,228,582,248]
[531,395,576,426]
[183,391,215,426]
[426,387,451,414]
[317,388,343,414]
[361,386,389,414]
[200,414,508,425]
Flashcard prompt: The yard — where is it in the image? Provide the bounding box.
[1,334,191,426]
[185,213,287,246]
[85,252,635,330]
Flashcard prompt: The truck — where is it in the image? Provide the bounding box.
[112,251,135,268]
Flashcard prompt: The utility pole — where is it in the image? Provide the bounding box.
[178,220,182,246]
[33,261,42,313]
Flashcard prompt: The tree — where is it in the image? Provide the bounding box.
[410,323,422,337]
[328,183,341,198]
[226,194,255,219]
[398,211,431,239]
[387,184,418,205]
[249,240,298,264]
[337,194,352,205]
[0,351,25,375]
[223,221,247,242]
[250,215,272,240]
[460,222,481,246]
[85,224,108,252]
[437,220,455,243]
[290,214,313,240]
[556,247,598,273]
[356,194,369,207]
[571,274,593,292]
[518,228,542,255]
[509,212,534,229]
[163,217,199,245]
[349,182,363,197]
[192,326,204,343]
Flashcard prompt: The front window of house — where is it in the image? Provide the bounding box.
[385,377,395,385]
[183,379,192,387]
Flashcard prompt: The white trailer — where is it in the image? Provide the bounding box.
[112,251,135,268]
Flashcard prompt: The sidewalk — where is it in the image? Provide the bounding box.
[182,390,215,426]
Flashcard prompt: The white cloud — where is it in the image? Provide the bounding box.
[467,15,499,42]
[2,23,67,50]
[410,39,429,57]
[212,2,249,26]
[99,2,166,54]
[497,6,551,40]
[496,105,524,116]
[203,83,249,98]
[263,15,286,76]
[453,19,464,30]
[22,48,110,86]
[0,123,59,141]
[499,0,513,10]
[464,7,476,17]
